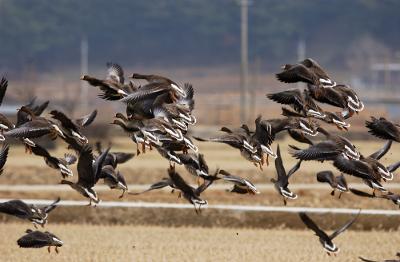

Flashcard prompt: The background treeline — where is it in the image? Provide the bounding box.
[0,0,399,72]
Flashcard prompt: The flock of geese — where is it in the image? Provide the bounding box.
[0,58,399,260]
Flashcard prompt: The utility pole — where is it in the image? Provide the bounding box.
[240,0,249,123]
[80,35,89,114]
[297,38,306,89]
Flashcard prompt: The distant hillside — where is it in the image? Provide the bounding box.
[0,0,399,72]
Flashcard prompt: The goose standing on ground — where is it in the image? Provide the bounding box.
[299,211,360,256]
[316,171,348,198]
[61,146,109,206]
[17,229,63,253]
[0,198,60,227]
[271,145,302,205]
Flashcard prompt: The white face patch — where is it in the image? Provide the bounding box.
[307,109,326,119]
[336,184,347,192]
[171,83,186,97]
[197,170,209,177]
[323,242,338,253]
[58,164,73,177]
[24,138,36,147]
[52,237,63,245]
[243,140,256,153]
[300,121,317,136]
[84,188,98,202]
[52,125,66,138]
[178,113,191,122]
[172,119,187,131]
[332,118,350,128]
[280,187,297,199]
[261,145,277,158]
[377,167,393,180]
[118,89,128,96]
[252,154,261,162]
[344,145,359,159]
[245,181,259,194]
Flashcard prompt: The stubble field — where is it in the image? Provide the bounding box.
[0,136,399,261]
[1,223,399,262]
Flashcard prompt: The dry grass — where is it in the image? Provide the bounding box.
[0,223,398,262]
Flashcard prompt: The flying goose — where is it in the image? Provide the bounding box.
[333,154,387,193]
[0,143,9,175]
[317,127,360,160]
[50,110,96,144]
[27,143,74,178]
[5,107,65,144]
[267,88,325,119]
[316,171,348,198]
[168,165,211,214]
[193,127,261,165]
[81,62,135,101]
[129,177,176,195]
[359,252,400,261]
[281,107,350,131]
[177,153,209,178]
[17,229,63,253]
[299,211,360,255]
[366,116,400,142]
[61,146,109,206]
[100,165,128,198]
[0,198,60,227]
[276,58,336,88]
[332,84,364,113]
[350,188,400,208]
[272,145,302,205]
[218,169,259,194]
[130,73,186,97]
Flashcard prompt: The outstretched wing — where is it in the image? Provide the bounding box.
[43,197,61,214]
[0,144,9,175]
[0,77,8,107]
[75,110,97,127]
[129,179,172,195]
[289,141,340,161]
[329,211,360,240]
[276,64,315,84]
[299,212,330,241]
[50,110,79,132]
[368,140,392,160]
[106,62,125,84]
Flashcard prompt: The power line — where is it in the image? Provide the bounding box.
[240,0,249,123]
